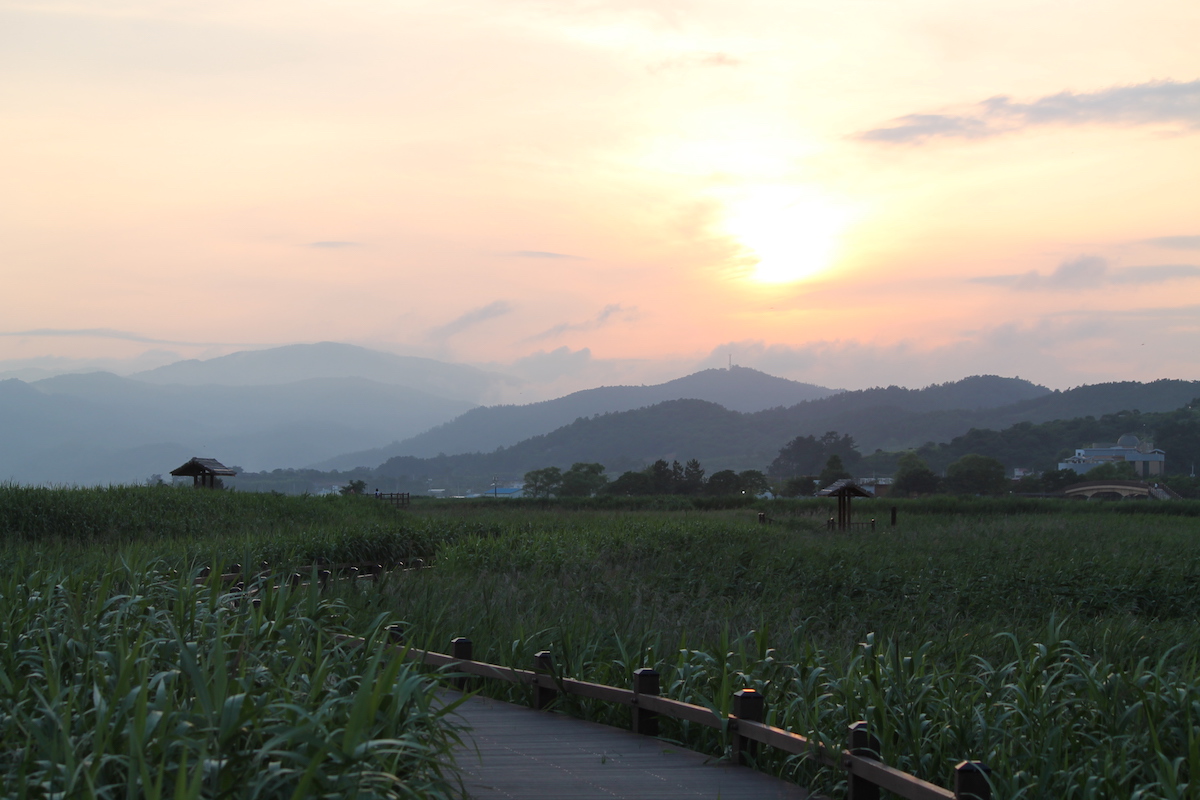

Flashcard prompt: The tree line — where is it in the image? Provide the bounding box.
[522,460,771,498]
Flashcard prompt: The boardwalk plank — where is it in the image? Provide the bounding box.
[443,692,811,799]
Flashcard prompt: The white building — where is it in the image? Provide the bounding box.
[1058,434,1165,477]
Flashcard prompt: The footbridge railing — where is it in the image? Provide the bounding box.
[345,635,995,800]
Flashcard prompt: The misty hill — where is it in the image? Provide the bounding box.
[316,365,837,469]
[133,341,512,404]
[0,373,474,485]
[364,377,1200,487]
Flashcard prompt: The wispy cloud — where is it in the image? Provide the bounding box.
[861,79,1200,144]
[1142,235,1200,250]
[526,303,638,342]
[500,250,584,259]
[648,51,742,74]
[970,256,1200,291]
[308,241,359,248]
[0,328,237,346]
[426,301,513,341]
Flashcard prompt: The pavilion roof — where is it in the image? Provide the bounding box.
[817,478,872,498]
[170,457,237,478]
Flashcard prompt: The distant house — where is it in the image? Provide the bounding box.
[484,487,524,499]
[1058,434,1165,478]
[856,477,893,497]
[170,457,237,488]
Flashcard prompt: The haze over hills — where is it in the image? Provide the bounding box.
[133,341,513,404]
[3,339,1198,489]
[361,376,1200,488]
[0,371,474,485]
[316,365,838,470]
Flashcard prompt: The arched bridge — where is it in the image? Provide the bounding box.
[1062,480,1177,500]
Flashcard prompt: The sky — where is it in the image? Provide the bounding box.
[2,0,1198,401]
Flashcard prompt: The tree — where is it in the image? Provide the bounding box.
[706,469,743,495]
[891,452,940,497]
[1082,461,1138,481]
[1040,468,1080,492]
[558,462,609,497]
[340,479,368,495]
[646,460,675,494]
[681,459,706,494]
[778,476,816,497]
[605,470,654,495]
[522,466,562,498]
[738,470,771,496]
[818,454,853,487]
[770,431,861,478]
[944,454,1007,495]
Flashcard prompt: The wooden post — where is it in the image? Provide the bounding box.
[451,637,473,691]
[731,688,764,766]
[632,668,660,736]
[847,721,881,800]
[533,650,556,710]
[890,506,897,526]
[954,761,992,800]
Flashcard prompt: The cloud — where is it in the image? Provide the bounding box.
[0,328,238,346]
[501,250,584,259]
[426,301,513,341]
[698,307,1200,392]
[970,256,1200,291]
[308,241,359,248]
[648,51,743,73]
[861,79,1200,144]
[526,303,638,342]
[509,346,595,383]
[1142,235,1200,250]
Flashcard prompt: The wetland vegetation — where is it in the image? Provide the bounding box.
[3,485,1200,798]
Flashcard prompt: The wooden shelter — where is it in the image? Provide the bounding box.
[170,457,236,489]
[818,478,873,530]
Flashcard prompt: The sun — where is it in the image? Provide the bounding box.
[721,186,853,284]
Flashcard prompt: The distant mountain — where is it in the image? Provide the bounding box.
[0,372,474,485]
[315,365,837,469]
[132,341,513,404]
[363,377,1200,487]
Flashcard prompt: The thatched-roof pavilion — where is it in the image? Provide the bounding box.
[818,478,872,530]
[170,457,236,489]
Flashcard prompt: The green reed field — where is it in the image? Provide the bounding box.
[4,484,1200,798]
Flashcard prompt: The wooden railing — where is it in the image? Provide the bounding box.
[357,636,994,800]
[195,560,427,587]
[376,492,411,508]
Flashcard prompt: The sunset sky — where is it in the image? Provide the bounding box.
[2,0,1198,400]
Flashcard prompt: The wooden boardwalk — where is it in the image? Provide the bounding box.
[444,692,811,799]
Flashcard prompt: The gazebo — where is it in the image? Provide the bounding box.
[818,478,873,530]
[170,457,237,489]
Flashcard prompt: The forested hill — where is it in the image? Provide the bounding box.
[871,397,1200,475]
[368,377,1200,484]
[317,365,835,469]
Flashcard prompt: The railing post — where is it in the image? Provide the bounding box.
[731,688,764,766]
[450,637,473,691]
[533,650,556,710]
[847,721,881,800]
[954,761,992,800]
[632,668,660,736]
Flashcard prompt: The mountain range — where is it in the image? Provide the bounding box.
[2,341,1197,487]
[369,376,1200,485]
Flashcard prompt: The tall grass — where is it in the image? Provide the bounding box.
[0,557,462,799]
[7,487,1200,797]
